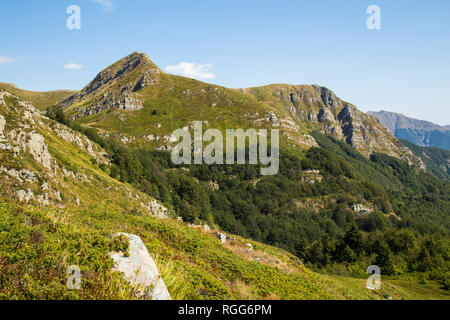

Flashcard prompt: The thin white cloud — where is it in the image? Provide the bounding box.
[0,56,15,64]
[64,62,83,70]
[90,0,114,13]
[166,62,215,80]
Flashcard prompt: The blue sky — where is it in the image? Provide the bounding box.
[0,0,449,125]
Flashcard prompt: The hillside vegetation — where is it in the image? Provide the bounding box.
[2,200,449,300]
[1,52,449,300]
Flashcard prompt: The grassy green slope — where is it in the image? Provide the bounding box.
[78,75,270,135]
[2,199,448,300]
[0,82,75,111]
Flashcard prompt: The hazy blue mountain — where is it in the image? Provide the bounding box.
[368,110,450,150]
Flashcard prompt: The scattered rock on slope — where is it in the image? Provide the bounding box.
[217,232,227,244]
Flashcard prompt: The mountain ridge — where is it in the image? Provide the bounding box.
[47,52,423,169]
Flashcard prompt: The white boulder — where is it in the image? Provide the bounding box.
[109,233,171,300]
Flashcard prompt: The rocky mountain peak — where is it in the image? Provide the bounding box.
[81,52,156,95]
[56,52,162,113]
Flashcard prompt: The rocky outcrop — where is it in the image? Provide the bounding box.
[283,133,318,148]
[208,180,220,191]
[319,86,341,113]
[141,199,170,219]
[110,233,171,300]
[248,109,319,148]
[16,189,35,203]
[134,68,161,91]
[0,90,100,206]
[338,104,369,147]
[0,89,174,218]
[338,104,426,168]
[27,133,52,170]
[351,203,374,215]
[72,93,143,120]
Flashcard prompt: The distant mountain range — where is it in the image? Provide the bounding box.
[368,110,450,150]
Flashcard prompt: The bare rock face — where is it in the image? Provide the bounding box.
[288,134,318,148]
[338,104,368,147]
[134,68,161,91]
[318,109,344,139]
[319,86,341,112]
[16,189,34,202]
[110,233,171,300]
[1,91,53,170]
[318,108,335,123]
